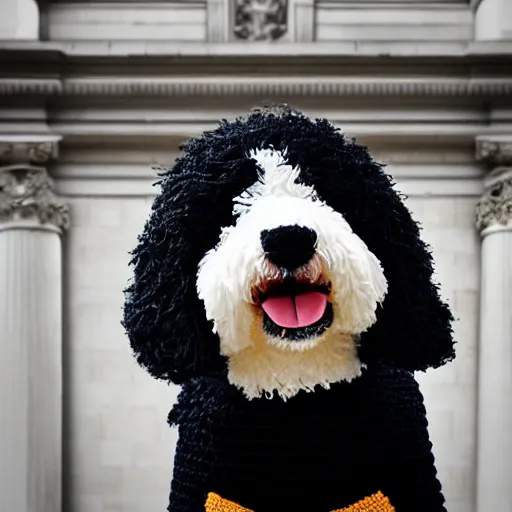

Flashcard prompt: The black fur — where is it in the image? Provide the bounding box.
[168,366,446,512]
[123,109,454,382]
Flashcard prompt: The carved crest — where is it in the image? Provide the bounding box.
[233,0,288,41]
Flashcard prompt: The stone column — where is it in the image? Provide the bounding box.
[475,135,512,512]
[0,136,69,512]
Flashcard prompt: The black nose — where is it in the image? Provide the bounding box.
[260,225,317,270]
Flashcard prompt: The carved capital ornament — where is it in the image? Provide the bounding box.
[476,176,512,233]
[0,137,69,231]
[475,137,512,233]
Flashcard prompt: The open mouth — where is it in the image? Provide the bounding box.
[254,278,333,341]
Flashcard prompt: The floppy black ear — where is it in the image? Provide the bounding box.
[353,175,456,372]
[287,124,455,372]
[122,177,221,383]
[122,138,258,384]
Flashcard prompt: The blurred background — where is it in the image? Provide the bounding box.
[0,1,511,512]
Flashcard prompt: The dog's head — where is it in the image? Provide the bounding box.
[123,106,454,399]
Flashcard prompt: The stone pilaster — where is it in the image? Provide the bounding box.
[475,135,512,512]
[0,135,68,512]
[475,0,512,41]
[0,0,40,40]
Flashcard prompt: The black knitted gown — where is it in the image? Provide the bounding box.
[168,366,446,512]
[123,106,455,512]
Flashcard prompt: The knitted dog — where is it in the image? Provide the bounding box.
[123,106,455,512]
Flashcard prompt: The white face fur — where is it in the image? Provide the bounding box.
[196,147,388,400]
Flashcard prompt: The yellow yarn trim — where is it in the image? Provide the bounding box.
[205,493,252,512]
[205,491,395,512]
[332,491,395,512]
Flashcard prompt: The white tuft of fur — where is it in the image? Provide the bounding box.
[233,148,317,217]
[229,332,362,401]
[196,147,388,399]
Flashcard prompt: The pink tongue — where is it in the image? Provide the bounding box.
[261,292,328,328]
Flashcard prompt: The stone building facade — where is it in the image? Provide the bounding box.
[0,1,511,512]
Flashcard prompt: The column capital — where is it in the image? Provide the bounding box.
[476,168,512,235]
[0,135,69,232]
[475,135,512,169]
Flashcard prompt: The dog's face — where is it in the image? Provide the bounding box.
[123,108,455,398]
[196,146,387,398]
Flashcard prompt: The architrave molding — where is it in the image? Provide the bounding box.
[5,40,511,57]
[2,77,512,98]
[1,40,512,99]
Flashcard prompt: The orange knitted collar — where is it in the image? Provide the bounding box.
[205,490,395,512]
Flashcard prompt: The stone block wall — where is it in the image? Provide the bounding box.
[46,2,207,41]
[41,0,474,44]
[65,195,178,512]
[315,2,473,42]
